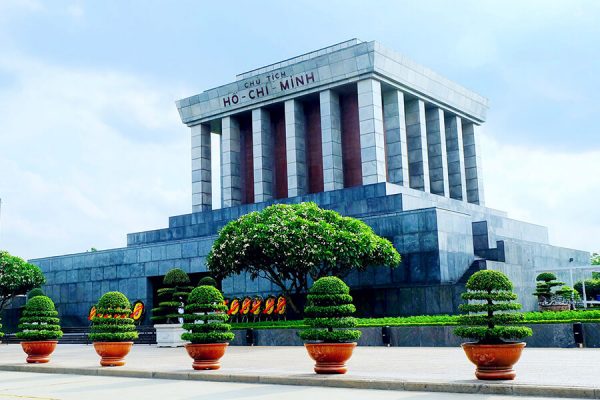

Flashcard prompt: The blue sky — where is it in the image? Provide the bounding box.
[0,0,598,259]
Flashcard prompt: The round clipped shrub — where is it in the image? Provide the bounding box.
[198,276,217,287]
[16,296,63,341]
[455,270,532,344]
[163,268,191,286]
[300,277,361,343]
[88,291,138,342]
[27,288,45,300]
[151,268,194,324]
[181,286,234,344]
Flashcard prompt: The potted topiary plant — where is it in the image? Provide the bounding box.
[181,285,234,370]
[151,268,194,347]
[16,295,63,363]
[533,272,569,311]
[299,276,361,374]
[88,291,138,367]
[455,270,533,380]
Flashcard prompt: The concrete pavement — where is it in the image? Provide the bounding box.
[0,371,582,400]
[0,344,598,398]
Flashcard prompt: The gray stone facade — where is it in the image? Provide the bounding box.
[28,40,589,326]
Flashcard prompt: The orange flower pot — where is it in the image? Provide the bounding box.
[304,342,357,374]
[93,342,133,367]
[21,340,58,363]
[184,343,228,370]
[462,342,526,380]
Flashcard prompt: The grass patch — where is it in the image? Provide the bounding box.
[231,309,600,330]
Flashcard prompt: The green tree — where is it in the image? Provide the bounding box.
[0,251,45,311]
[454,270,532,344]
[88,292,138,342]
[299,277,361,343]
[207,202,401,313]
[151,268,194,324]
[592,253,600,266]
[533,272,564,304]
[181,286,234,343]
[16,296,63,341]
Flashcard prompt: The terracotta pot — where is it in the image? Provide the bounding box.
[21,340,58,364]
[93,342,133,367]
[304,342,357,374]
[184,343,228,370]
[462,342,526,380]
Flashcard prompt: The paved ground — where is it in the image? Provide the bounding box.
[0,344,598,398]
[0,371,581,400]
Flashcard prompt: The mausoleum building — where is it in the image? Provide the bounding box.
[30,39,589,325]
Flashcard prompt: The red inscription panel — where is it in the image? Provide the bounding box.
[271,105,288,199]
[239,114,254,204]
[340,92,362,188]
[304,98,324,194]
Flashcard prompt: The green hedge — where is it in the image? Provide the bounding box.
[231,309,600,330]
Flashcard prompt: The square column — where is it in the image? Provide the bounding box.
[404,98,430,192]
[221,116,241,207]
[191,123,212,212]
[252,108,273,202]
[425,107,450,196]
[357,79,387,185]
[462,122,485,205]
[320,90,344,191]
[285,99,307,197]
[444,115,468,201]
[382,90,409,186]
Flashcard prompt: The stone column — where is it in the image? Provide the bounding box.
[357,79,387,185]
[444,115,468,201]
[221,116,241,207]
[320,90,344,191]
[462,122,485,205]
[404,99,430,192]
[382,90,409,186]
[285,99,307,197]
[425,107,449,196]
[252,108,273,202]
[191,123,212,212]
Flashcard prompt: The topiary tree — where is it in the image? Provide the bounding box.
[0,250,45,311]
[533,272,564,304]
[151,268,194,324]
[16,296,63,341]
[198,276,217,287]
[208,202,401,313]
[27,288,45,300]
[181,286,234,344]
[455,270,532,344]
[299,277,361,343]
[88,292,138,342]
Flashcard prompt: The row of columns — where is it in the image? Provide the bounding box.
[191,79,484,212]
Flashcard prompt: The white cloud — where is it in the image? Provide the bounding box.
[66,3,84,20]
[0,54,191,259]
[480,131,600,253]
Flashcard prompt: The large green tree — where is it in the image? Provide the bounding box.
[592,253,600,266]
[207,202,401,313]
[0,250,45,311]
